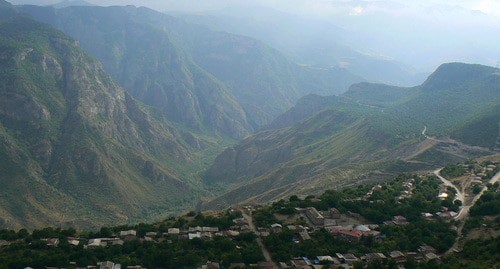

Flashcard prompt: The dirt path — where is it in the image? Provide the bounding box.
[242,212,279,268]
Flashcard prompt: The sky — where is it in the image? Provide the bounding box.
[9,0,500,17]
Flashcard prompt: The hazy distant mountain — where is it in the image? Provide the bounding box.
[176,6,427,87]
[51,0,93,8]
[0,9,224,229]
[19,5,363,128]
[203,63,499,209]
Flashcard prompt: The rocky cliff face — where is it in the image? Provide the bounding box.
[0,15,210,229]
[19,5,363,130]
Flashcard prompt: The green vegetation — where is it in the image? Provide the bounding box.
[0,14,232,230]
[441,164,466,178]
[0,220,263,269]
[252,174,457,263]
[206,62,499,208]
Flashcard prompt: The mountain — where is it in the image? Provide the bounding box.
[176,7,426,87]
[17,5,252,139]
[0,0,16,19]
[18,5,363,128]
[203,63,499,209]
[51,0,93,8]
[0,14,225,230]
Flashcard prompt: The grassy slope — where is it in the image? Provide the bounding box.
[204,63,499,209]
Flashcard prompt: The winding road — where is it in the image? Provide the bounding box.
[438,169,500,254]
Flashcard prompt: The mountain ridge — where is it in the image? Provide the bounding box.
[203,63,499,209]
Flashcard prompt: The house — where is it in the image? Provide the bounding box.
[336,253,359,265]
[418,245,437,254]
[168,228,180,235]
[331,229,362,243]
[354,225,370,232]
[119,230,137,241]
[202,227,219,233]
[364,253,386,263]
[329,208,341,219]
[298,231,311,241]
[305,207,325,226]
[317,256,334,262]
[271,223,283,233]
[45,238,60,247]
[68,239,80,246]
[392,216,409,225]
[421,212,433,219]
[291,257,311,268]
[189,226,203,232]
[119,230,137,237]
[224,230,240,237]
[424,253,439,261]
[388,251,406,264]
[98,261,121,269]
[145,232,157,237]
[233,218,248,225]
[87,239,106,248]
[405,252,423,261]
[189,232,201,240]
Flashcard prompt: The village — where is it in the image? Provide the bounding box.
[0,160,498,269]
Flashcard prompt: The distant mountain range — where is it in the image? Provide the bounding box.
[18,4,363,130]
[203,63,499,209]
[176,6,428,87]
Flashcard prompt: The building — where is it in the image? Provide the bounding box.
[298,231,311,241]
[98,261,121,269]
[418,245,437,255]
[336,253,359,265]
[388,251,406,264]
[305,207,325,226]
[364,253,386,263]
[393,215,409,225]
[168,228,180,235]
[331,229,362,243]
[329,208,341,219]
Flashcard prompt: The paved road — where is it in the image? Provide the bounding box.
[444,170,500,254]
[242,212,279,268]
[433,168,465,207]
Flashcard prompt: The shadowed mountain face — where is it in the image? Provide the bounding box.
[204,63,499,209]
[18,5,363,130]
[0,11,224,229]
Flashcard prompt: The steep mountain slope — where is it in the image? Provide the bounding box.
[18,4,252,139]
[0,14,218,229]
[18,5,363,128]
[204,63,499,209]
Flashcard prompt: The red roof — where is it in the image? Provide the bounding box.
[332,229,363,238]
